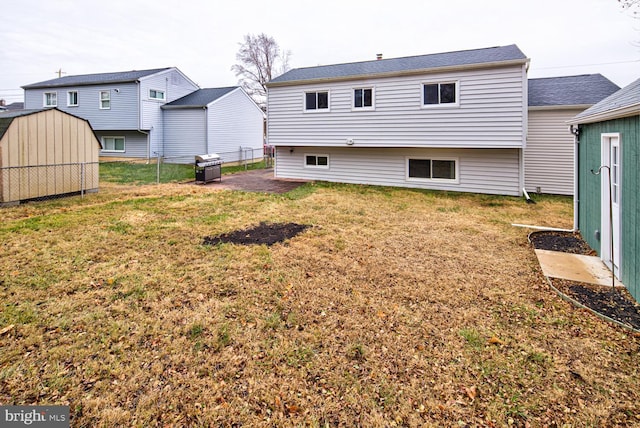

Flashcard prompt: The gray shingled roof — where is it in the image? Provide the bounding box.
[268,45,527,85]
[22,68,172,89]
[528,74,620,107]
[162,87,238,108]
[573,77,640,122]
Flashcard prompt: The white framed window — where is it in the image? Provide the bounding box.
[304,154,329,169]
[43,92,57,107]
[99,91,110,109]
[67,91,78,107]
[421,81,459,107]
[353,87,374,110]
[304,91,329,112]
[149,89,165,100]
[102,136,125,152]
[406,157,459,183]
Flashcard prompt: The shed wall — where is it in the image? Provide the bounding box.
[578,115,640,300]
[0,109,100,203]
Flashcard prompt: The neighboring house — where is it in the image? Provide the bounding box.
[0,108,101,205]
[570,77,640,301]
[162,87,265,163]
[526,74,619,195]
[6,102,25,111]
[266,45,530,196]
[22,68,199,160]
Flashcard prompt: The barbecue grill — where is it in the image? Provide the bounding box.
[195,153,222,184]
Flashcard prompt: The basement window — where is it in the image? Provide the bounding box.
[305,154,329,169]
[102,136,125,152]
[407,157,458,182]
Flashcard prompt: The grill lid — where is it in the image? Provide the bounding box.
[195,153,222,167]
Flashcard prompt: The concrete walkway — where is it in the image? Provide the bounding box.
[534,249,623,287]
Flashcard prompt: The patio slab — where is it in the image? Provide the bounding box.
[534,249,623,287]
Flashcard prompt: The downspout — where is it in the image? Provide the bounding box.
[204,106,208,154]
[570,124,580,231]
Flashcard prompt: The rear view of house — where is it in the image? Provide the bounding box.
[525,74,619,195]
[266,45,529,196]
[22,68,199,160]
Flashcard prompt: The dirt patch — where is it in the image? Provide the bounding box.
[529,231,594,255]
[530,231,640,330]
[203,222,310,247]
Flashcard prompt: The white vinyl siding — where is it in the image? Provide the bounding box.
[162,88,264,164]
[162,109,207,160]
[267,65,526,149]
[525,108,583,195]
[96,131,148,158]
[275,146,521,196]
[207,88,264,163]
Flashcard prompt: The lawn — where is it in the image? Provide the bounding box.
[1,181,639,427]
[99,160,269,185]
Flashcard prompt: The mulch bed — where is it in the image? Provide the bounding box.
[530,230,640,331]
[203,222,310,247]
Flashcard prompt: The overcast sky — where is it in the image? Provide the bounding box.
[1,0,638,103]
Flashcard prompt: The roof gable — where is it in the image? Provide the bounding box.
[268,44,527,86]
[528,74,620,107]
[162,87,239,108]
[22,67,173,89]
[573,77,640,123]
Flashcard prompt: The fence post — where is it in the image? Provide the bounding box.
[157,153,161,184]
[80,163,85,198]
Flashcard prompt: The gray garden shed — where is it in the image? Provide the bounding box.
[0,108,101,205]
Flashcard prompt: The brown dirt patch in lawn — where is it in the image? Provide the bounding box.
[530,230,640,331]
[203,222,311,247]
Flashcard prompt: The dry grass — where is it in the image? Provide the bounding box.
[1,182,639,427]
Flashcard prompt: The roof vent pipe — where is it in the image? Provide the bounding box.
[376,53,383,60]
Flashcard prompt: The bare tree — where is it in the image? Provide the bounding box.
[232,33,291,108]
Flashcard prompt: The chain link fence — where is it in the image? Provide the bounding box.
[1,148,275,206]
[0,162,99,206]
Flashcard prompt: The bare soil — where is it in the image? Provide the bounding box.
[530,230,640,331]
[203,222,311,247]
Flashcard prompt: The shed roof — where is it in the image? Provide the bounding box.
[528,74,620,107]
[268,44,527,86]
[22,67,173,89]
[0,109,49,140]
[162,87,238,108]
[572,77,640,124]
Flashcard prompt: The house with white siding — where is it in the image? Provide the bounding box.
[525,74,619,195]
[266,45,530,196]
[161,87,265,163]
